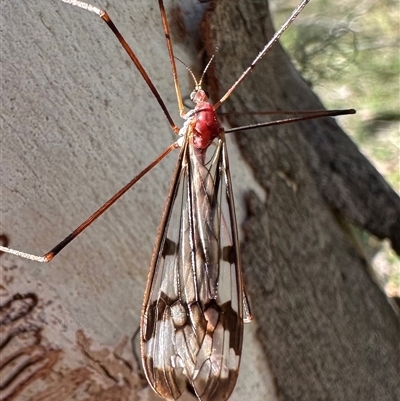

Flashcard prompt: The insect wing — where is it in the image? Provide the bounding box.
[141,135,247,400]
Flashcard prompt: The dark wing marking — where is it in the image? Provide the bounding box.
[141,134,249,401]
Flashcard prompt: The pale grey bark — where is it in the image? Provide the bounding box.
[1,0,399,401]
[0,1,272,400]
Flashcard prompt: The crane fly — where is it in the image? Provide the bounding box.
[0,0,355,399]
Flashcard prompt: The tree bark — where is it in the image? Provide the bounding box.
[0,1,274,400]
[1,0,399,401]
[202,0,400,400]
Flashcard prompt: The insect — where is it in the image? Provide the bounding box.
[0,0,355,399]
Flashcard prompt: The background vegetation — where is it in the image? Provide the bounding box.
[272,0,399,297]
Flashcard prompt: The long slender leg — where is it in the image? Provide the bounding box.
[60,0,180,133]
[0,143,179,263]
[220,109,355,117]
[225,109,356,133]
[157,0,185,117]
[213,0,311,110]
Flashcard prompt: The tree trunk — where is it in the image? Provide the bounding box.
[202,0,400,400]
[1,1,399,401]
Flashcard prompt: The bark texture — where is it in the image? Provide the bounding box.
[1,0,399,400]
[0,1,274,400]
[202,1,400,400]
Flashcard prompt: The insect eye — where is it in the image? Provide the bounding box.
[190,90,197,102]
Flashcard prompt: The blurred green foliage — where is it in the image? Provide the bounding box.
[272,0,399,295]
[273,0,399,191]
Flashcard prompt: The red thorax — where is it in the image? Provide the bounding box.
[190,89,223,151]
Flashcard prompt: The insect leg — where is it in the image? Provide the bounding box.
[213,0,311,110]
[0,143,179,262]
[60,0,180,133]
[157,0,185,118]
[225,109,356,134]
